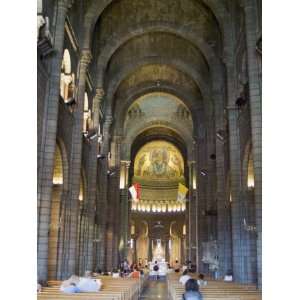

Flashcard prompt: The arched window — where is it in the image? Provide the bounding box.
[53,145,63,184]
[79,176,84,201]
[60,49,75,102]
[247,151,255,188]
[83,92,92,132]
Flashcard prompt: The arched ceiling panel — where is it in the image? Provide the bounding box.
[115,64,200,98]
[106,32,209,80]
[93,0,221,54]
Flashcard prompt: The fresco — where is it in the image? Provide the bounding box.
[134,140,184,181]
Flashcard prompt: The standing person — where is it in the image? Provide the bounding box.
[153,261,159,280]
[123,259,130,274]
[129,267,141,279]
[182,279,203,300]
[174,260,181,272]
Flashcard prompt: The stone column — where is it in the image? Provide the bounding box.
[99,116,113,270]
[213,75,232,279]
[63,49,92,278]
[227,106,245,283]
[195,135,208,273]
[86,88,104,272]
[148,238,153,262]
[119,161,131,260]
[165,239,170,263]
[188,161,197,265]
[243,0,262,288]
[37,0,73,281]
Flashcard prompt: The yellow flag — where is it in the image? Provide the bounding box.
[177,183,188,202]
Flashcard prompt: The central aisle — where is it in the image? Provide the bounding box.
[140,279,169,299]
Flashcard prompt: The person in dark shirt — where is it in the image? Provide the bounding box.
[182,278,203,300]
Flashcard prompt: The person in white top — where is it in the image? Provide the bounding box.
[60,275,80,293]
[224,270,233,282]
[77,271,102,292]
[197,273,208,287]
[179,270,191,286]
[112,269,120,278]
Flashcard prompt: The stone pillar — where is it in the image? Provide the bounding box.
[119,161,131,260]
[99,116,113,270]
[165,239,170,263]
[148,238,153,262]
[195,135,208,273]
[188,161,197,266]
[227,107,245,283]
[37,0,73,281]
[63,49,92,278]
[213,78,233,279]
[86,88,104,272]
[243,0,262,288]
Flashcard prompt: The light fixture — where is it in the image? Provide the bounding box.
[97,154,106,159]
[65,97,76,105]
[216,130,226,142]
[107,170,115,176]
[200,169,207,176]
[84,129,97,140]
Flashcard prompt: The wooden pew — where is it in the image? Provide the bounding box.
[167,273,262,300]
[39,275,147,300]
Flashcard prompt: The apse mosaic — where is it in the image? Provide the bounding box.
[134,140,184,181]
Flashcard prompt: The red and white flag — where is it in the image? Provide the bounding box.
[129,183,141,202]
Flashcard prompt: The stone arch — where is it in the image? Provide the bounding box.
[82,0,228,50]
[113,82,205,139]
[107,56,210,102]
[106,63,203,116]
[95,23,221,87]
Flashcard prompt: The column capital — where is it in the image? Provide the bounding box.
[121,160,131,168]
[95,87,105,99]
[80,49,92,66]
[58,0,74,10]
[187,160,196,167]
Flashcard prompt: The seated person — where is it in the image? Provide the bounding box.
[183,279,203,300]
[197,273,207,287]
[129,267,140,279]
[189,264,197,273]
[102,269,109,276]
[174,260,181,272]
[179,270,191,286]
[60,275,80,293]
[224,270,233,282]
[93,268,102,276]
[77,270,102,292]
[112,269,120,278]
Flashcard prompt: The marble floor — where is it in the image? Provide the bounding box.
[139,279,169,300]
